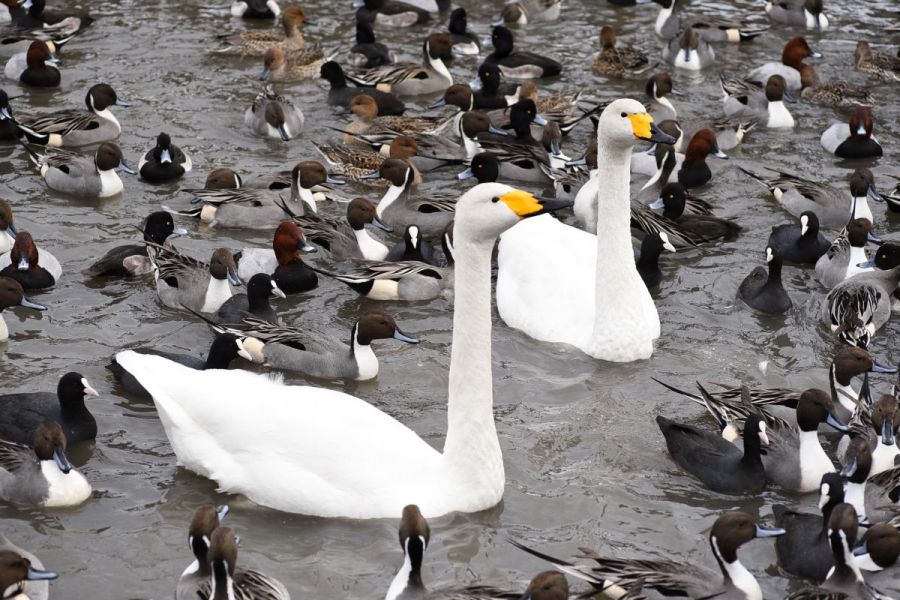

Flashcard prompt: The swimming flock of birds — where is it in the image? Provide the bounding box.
[0,0,899,597]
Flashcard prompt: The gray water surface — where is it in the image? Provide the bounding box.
[1,0,899,597]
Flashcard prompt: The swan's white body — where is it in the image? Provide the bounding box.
[114,183,548,519]
[496,100,661,362]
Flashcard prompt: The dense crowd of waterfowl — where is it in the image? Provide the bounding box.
[0,0,899,597]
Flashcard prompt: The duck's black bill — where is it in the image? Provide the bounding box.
[647,123,676,145]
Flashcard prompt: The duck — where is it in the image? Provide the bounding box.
[512,511,785,600]
[631,119,684,181]
[183,161,345,228]
[652,0,769,42]
[347,22,394,68]
[840,436,899,524]
[739,166,884,229]
[799,64,874,107]
[386,225,435,264]
[176,505,230,600]
[496,99,674,362]
[150,246,241,314]
[368,159,455,238]
[195,527,289,600]
[765,0,829,30]
[316,257,453,301]
[592,25,651,77]
[863,393,900,476]
[814,217,875,288]
[215,273,284,325]
[14,83,129,147]
[0,89,18,141]
[645,72,679,121]
[854,41,900,82]
[474,99,553,183]
[464,63,519,110]
[0,371,98,445]
[446,8,479,56]
[138,132,192,183]
[4,40,59,87]
[341,94,453,142]
[288,197,390,261]
[738,246,792,314]
[234,220,318,293]
[496,0,563,24]
[354,0,434,28]
[484,26,562,79]
[259,45,329,82]
[0,276,45,342]
[230,309,418,381]
[83,211,187,278]
[319,61,406,116]
[244,85,304,141]
[677,128,728,188]
[5,0,92,31]
[112,183,570,518]
[231,0,281,18]
[314,136,420,183]
[0,421,90,508]
[824,243,900,348]
[346,33,453,97]
[0,535,54,600]
[0,231,61,291]
[746,36,820,91]
[854,523,900,573]
[773,472,846,581]
[821,106,883,159]
[768,211,830,265]
[662,27,716,71]
[216,5,306,55]
[109,334,248,401]
[28,142,135,199]
[647,182,741,242]
[722,74,795,129]
[657,411,768,494]
[636,231,676,288]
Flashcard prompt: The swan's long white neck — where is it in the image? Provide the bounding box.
[441,227,503,502]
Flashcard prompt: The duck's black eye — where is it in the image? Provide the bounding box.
[621,112,627,118]
[491,196,499,203]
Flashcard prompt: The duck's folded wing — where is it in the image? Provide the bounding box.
[347,64,423,86]
[233,568,289,600]
[574,553,720,599]
[630,204,704,248]
[408,192,457,213]
[0,440,29,473]
[20,109,99,135]
[183,188,272,207]
[343,260,446,281]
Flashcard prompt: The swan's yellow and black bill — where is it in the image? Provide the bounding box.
[498,190,573,218]
[628,113,676,145]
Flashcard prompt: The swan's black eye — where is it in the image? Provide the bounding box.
[491,196,499,203]
[621,112,627,118]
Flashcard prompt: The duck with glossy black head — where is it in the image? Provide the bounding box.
[649,182,741,241]
[446,8,478,56]
[636,231,676,289]
[484,26,561,79]
[215,273,284,325]
[348,22,395,68]
[139,132,192,183]
[83,211,187,278]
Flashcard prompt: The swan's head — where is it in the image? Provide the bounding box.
[597,98,676,150]
[453,183,572,241]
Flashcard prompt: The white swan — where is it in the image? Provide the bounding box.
[496,98,677,362]
[114,183,570,519]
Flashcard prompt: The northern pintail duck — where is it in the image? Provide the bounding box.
[27,141,134,199]
[4,40,59,87]
[513,511,785,600]
[354,0,437,28]
[0,275,45,342]
[217,5,306,55]
[646,182,741,242]
[825,243,900,347]
[347,33,453,97]
[0,230,61,290]
[259,45,329,82]
[854,41,900,82]
[244,85,304,141]
[821,106,882,159]
[231,0,281,18]
[386,224,436,264]
[485,26,561,79]
[721,74,795,128]
[215,273,284,326]
[662,26,715,70]
[0,371,97,445]
[446,8,479,56]
[0,535,53,600]
[495,0,562,25]
[341,94,453,142]
[516,80,600,134]
[138,133,191,183]
[314,135,422,183]
[856,392,900,476]
[234,220,318,293]
[288,197,390,260]
[176,505,229,600]
[855,522,900,573]
[84,211,186,278]
[814,217,875,288]
[15,83,129,147]
[319,61,406,116]
[0,23,75,60]
[652,0,768,42]
[196,527,289,600]
[112,184,570,518]
[150,246,241,314]
[109,334,247,400]
[232,309,418,381]
[739,166,884,229]
[840,436,899,524]
[348,22,395,68]
[369,158,455,238]
[799,64,874,107]
[677,128,727,188]
[475,100,553,183]
[0,420,90,508]
[636,231,676,288]
[746,35,820,91]
[318,255,453,301]
[765,0,829,30]
[592,25,651,77]
[738,246,792,314]
[774,472,846,581]
[768,210,830,265]
[6,0,92,30]
[645,72,679,121]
